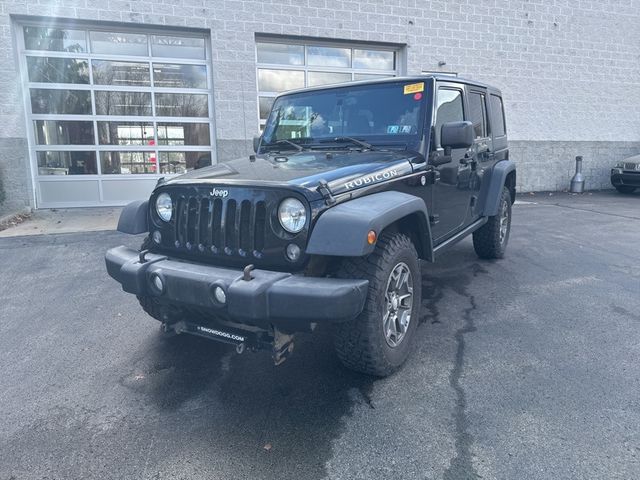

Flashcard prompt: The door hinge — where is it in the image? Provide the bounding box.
[429,214,440,224]
[425,169,440,185]
[470,195,477,208]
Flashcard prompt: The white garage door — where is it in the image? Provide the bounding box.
[18,23,215,208]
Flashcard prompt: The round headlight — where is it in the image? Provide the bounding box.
[156,193,173,222]
[278,198,306,233]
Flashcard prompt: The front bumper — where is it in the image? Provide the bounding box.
[611,169,640,187]
[105,246,368,327]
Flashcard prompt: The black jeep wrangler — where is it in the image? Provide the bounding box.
[106,75,515,376]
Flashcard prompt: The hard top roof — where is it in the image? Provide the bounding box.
[278,74,502,97]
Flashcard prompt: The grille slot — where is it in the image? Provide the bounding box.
[172,193,267,257]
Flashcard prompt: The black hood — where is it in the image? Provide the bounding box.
[163,150,418,198]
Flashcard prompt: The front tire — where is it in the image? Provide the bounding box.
[333,232,422,377]
[615,185,636,194]
[473,186,512,259]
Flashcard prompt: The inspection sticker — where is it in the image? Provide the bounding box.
[403,82,424,95]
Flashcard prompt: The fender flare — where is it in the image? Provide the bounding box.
[306,191,433,259]
[481,160,516,217]
[117,200,149,234]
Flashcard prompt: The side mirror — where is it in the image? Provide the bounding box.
[441,121,474,150]
[253,136,261,153]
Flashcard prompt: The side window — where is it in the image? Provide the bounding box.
[468,92,487,139]
[490,94,506,137]
[434,88,464,147]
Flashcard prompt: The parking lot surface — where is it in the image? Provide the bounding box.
[1,191,639,480]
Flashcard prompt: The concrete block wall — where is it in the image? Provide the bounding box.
[0,0,638,213]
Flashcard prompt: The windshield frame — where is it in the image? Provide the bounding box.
[260,79,432,155]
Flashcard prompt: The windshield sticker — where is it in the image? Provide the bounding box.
[387,125,399,134]
[400,125,412,134]
[403,82,424,95]
[344,169,399,190]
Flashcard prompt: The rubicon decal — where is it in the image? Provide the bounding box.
[344,169,398,190]
[209,187,229,198]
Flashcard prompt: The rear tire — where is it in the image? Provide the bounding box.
[333,232,422,377]
[473,186,512,259]
[615,185,636,194]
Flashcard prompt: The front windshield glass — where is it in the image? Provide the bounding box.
[261,81,427,151]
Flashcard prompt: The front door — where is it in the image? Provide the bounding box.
[430,84,475,242]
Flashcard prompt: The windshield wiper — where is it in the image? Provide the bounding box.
[263,139,305,152]
[329,136,376,151]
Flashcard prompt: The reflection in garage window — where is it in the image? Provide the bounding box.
[98,122,155,145]
[30,89,91,114]
[37,151,97,175]
[92,60,151,86]
[34,120,95,145]
[157,123,210,146]
[94,91,152,116]
[27,57,89,84]
[255,40,398,129]
[100,151,156,174]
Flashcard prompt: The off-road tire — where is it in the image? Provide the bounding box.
[333,232,422,377]
[473,186,512,259]
[615,185,636,194]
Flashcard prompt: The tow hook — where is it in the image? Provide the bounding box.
[272,328,295,366]
[243,264,254,281]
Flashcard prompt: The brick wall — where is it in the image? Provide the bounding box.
[0,0,639,212]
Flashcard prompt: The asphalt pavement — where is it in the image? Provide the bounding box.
[0,190,639,480]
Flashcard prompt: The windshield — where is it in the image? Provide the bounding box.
[261,81,427,151]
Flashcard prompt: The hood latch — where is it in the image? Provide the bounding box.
[317,180,336,206]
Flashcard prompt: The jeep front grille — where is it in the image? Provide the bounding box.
[174,196,267,257]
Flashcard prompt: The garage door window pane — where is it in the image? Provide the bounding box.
[24,27,86,52]
[98,122,154,145]
[353,49,395,70]
[257,69,304,92]
[90,31,148,56]
[153,64,207,89]
[95,91,152,116]
[307,46,350,67]
[37,151,97,175]
[259,97,275,120]
[354,73,391,81]
[158,151,210,173]
[151,35,205,59]
[27,57,89,84]
[256,43,304,65]
[101,151,155,174]
[92,60,150,86]
[307,71,351,87]
[30,89,92,114]
[34,120,95,145]
[157,123,210,145]
[155,93,208,117]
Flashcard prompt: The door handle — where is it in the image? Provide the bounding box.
[459,154,477,166]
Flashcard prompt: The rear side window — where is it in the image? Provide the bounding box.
[434,88,464,147]
[468,92,488,139]
[490,94,506,137]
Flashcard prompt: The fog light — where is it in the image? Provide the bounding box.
[152,230,162,244]
[213,286,227,305]
[286,243,301,261]
[150,273,164,293]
